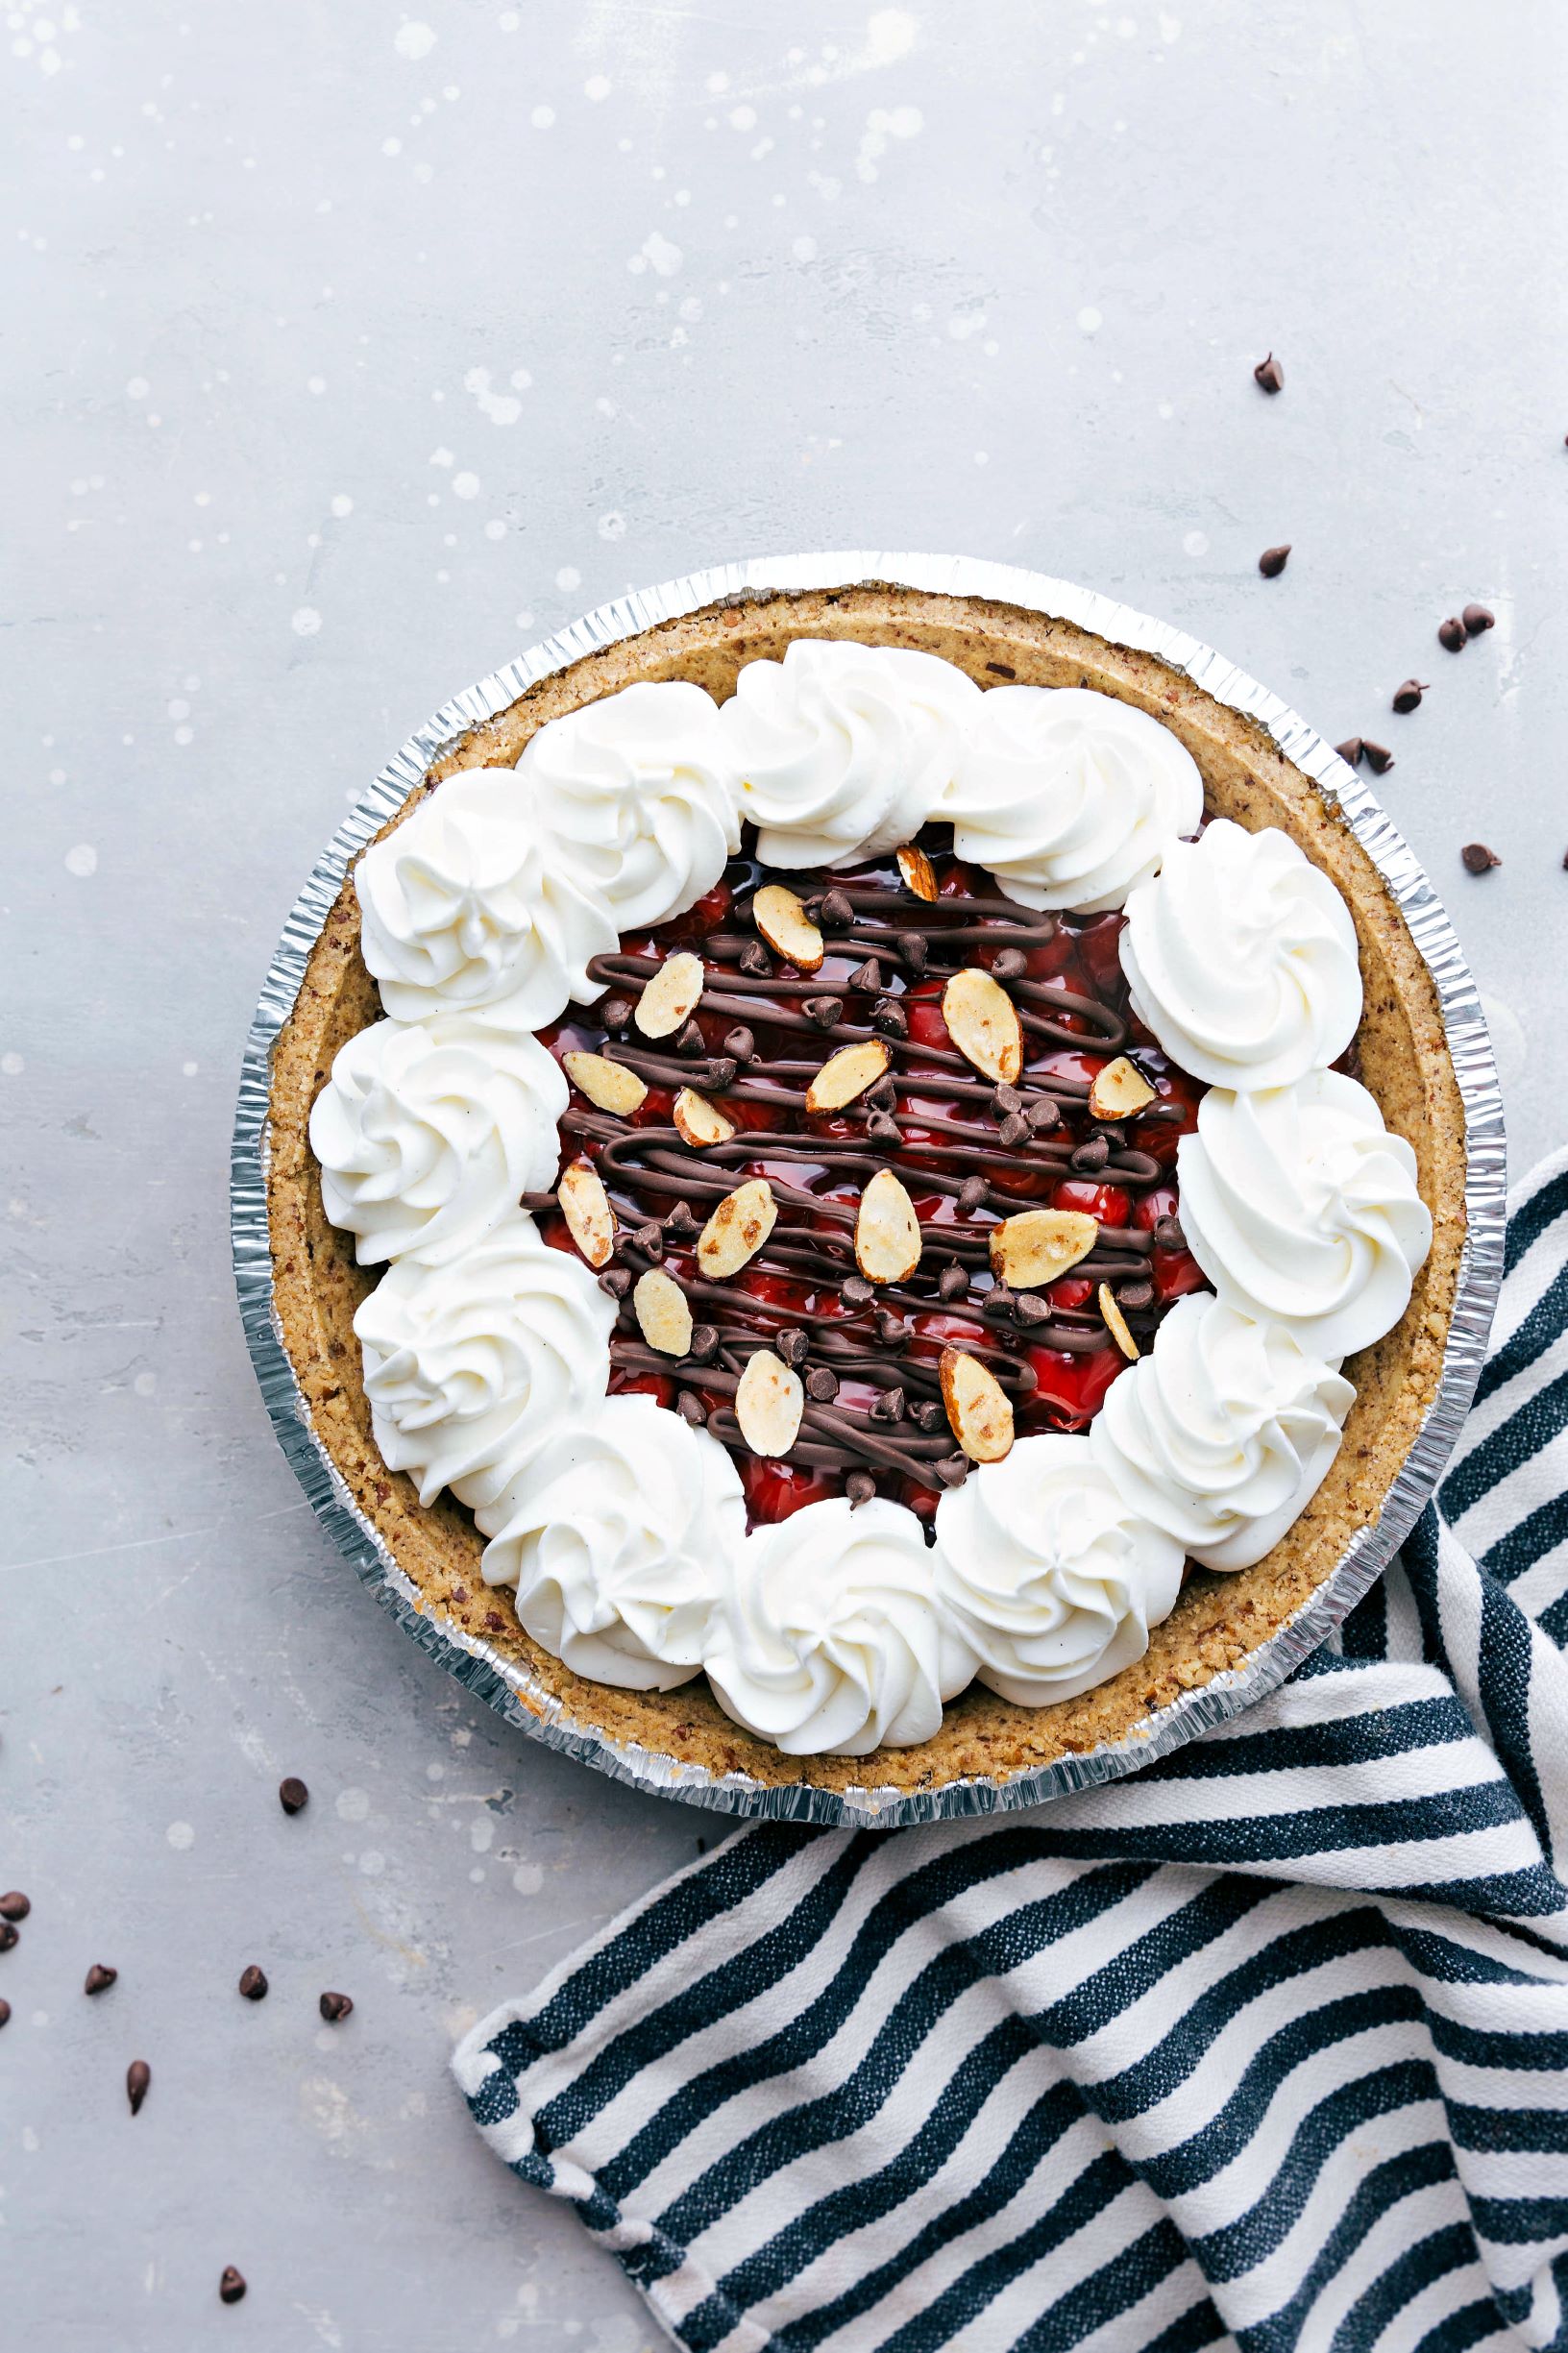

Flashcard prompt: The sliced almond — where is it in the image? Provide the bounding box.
[734,1348,803,1458]
[989,1209,1098,1290]
[854,1166,922,1285]
[805,1037,892,1115]
[697,1178,777,1279]
[751,883,824,974]
[557,1159,615,1269]
[939,1347,1015,1464]
[943,967,1023,1085]
[561,1050,649,1116]
[673,1087,736,1148]
[1087,1055,1157,1123]
[634,949,704,1040]
[1099,1284,1141,1361]
[895,843,939,902]
[633,1267,694,1358]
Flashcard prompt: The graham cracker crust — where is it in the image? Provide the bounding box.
[265,584,1467,1798]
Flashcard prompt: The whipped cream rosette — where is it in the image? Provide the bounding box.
[1177,1070,1433,1360]
[353,1212,614,1508]
[945,684,1203,912]
[308,1017,568,1266]
[477,1395,745,1692]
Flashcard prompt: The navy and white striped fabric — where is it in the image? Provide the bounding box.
[454,1147,1568,2353]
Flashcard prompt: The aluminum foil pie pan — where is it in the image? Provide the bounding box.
[231,553,1507,1828]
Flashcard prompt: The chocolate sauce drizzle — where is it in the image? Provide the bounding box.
[541,845,1201,1508]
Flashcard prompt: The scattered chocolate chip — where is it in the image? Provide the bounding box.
[1015,1294,1051,1327]
[958,1174,988,1214]
[1153,1213,1186,1251]
[874,1310,906,1347]
[451,1585,469,1605]
[1437,616,1466,652]
[219,2267,247,2307]
[731,896,754,926]
[850,956,882,993]
[674,1391,706,1426]
[870,1385,905,1423]
[238,1966,269,2001]
[484,1610,504,1631]
[1462,602,1495,636]
[997,1112,1030,1149]
[600,995,634,1032]
[687,1324,720,1362]
[1253,352,1285,393]
[319,1991,354,2023]
[723,1024,755,1064]
[1335,737,1365,768]
[1258,544,1290,578]
[776,1328,810,1368]
[897,931,929,975]
[845,1470,877,1509]
[1072,1135,1111,1173]
[801,895,823,923]
[1391,679,1428,714]
[278,1777,309,1816]
[0,1923,16,1954]
[870,997,907,1038]
[127,2060,151,2117]
[0,1894,30,1923]
[983,1286,1017,1323]
[843,1276,873,1307]
[938,1264,969,1301]
[985,660,1017,678]
[802,995,843,1030]
[1116,1281,1156,1311]
[665,1199,699,1238]
[865,1077,897,1114]
[805,1366,840,1403]
[1461,842,1501,874]
[1361,740,1395,774]
[705,1056,739,1091]
[633,1220,664,1260]
[85,1964,117,1997]
[598,1267,632,1299]
[738,942,772,979]
[674,1019,706,1058]
[936,1454,970,1488]
[819,888,854,929]
[992,1083,1023,1115]
[0,1999,11,2028]
[866,1111,904,1144]
[989,946,1027,981]
[910,1398,946,1432]
[1026,1097,1061,1132]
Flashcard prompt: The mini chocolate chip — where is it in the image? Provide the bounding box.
[705,1056,739,1091]
[866,1111,904,1144]
[1015,1294,1051,1327]
[1117,1281,1156,1311]
[687,1323,720,1361]
[319,1991,354,2023]
[776,1328,810,1368]
[665,1200,699,1237]
[0,1894,30,1923]
[910,1398,946,1431]
[992,1083,1023,1115]
[870,998,907,1038]
[1335,737,1365,767]
[219,2267,247,2306]
[1461,842,1502,873]
[127,2060,151,2117]
[870,1385,905,1423]
[1072,1136,1111,1173]
[0,1999,11,2028]
[938,1264,969,1301]
[820,888,854,928]
[958,1174,988,1214]
[989,947,1027,981]
[601,995,634,1032]
[897,931,929,975]
[803,995,844,1029]
[731,896,754,926]
[801,895,823,922]
[723,1025,755,1064]
[238,1966,269,2001]
[1154,1213,1186,1251]
[843,1276,873,1307]
[598,1267,632,1299]
[633,1221,664,1260]
[1253,352,1284,393]
[0,1922,17,1953]
[85,1964,117,1996]
[738,942,772,978]
[1391,679,1428,714]
[1361,740,1395,774]
[845,1470,877,1509]
[674,1391,706,1426]
[984,1286,1017,1323]
[1462,602,1495,635]
[866,1077,897,1114]
[1258,544,1290,577]
[278,1777,309,1816]
[1093,1122,1127,1150]
[985,660,1017,679]
[850,956,882,993]
[1437,615,1467,652]
[1026,1097,1061,1131]
[997,1112,1030,1148]
[935,1454,970,1488]
[874,1310,906,1347]
[674,1019,706,1058]
[805,1367,840,1403]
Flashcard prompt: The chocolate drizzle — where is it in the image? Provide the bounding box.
[539,839,1209,1517]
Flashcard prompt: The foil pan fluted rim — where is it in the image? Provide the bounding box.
[231,552,1507,1830]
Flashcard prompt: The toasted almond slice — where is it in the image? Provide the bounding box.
[989,1209,1098,1289]
[561,1050,649,1116]
[633,1267,694,1359]
[943,967,1023,1084]
[634,949,704,1040]
[1099,1284,1141,1361]
[673,1087,736,1148]
[854,1166,922,1285]
[939,1347,1015,1464]
[805,1037,892,1115]
[895,843,939,902]
[1087,1055,1157,1123]
[734,1348,803,1458]
[697,1178,777,1279]
[557,1159,615,1269]
[751,883,824,974]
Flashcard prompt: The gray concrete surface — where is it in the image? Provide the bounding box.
[5,2,1565,2345]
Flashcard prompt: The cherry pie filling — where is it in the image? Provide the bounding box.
[533,831,1211,1530]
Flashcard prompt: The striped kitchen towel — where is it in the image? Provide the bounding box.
[453,1147,1568,2353]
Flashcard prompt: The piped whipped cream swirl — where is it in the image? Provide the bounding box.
[1090,1292,1355,1572]
[1121,820,1362,1089]
[719,638,981,868]
[477,1396,745,1691]
[355,769,619,1027]
[1178,1069,1433,1360]
[934,1435,1185,1704]
[704,1498,977,1755]
[517,680,741,931]
[309,1017,567,1266]
[945,686,1203,912]
[353,1212,614,1509]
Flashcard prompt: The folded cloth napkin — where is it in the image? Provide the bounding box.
[454,1147,1568,2353]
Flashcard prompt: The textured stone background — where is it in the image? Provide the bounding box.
[5,2,1565,2345]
